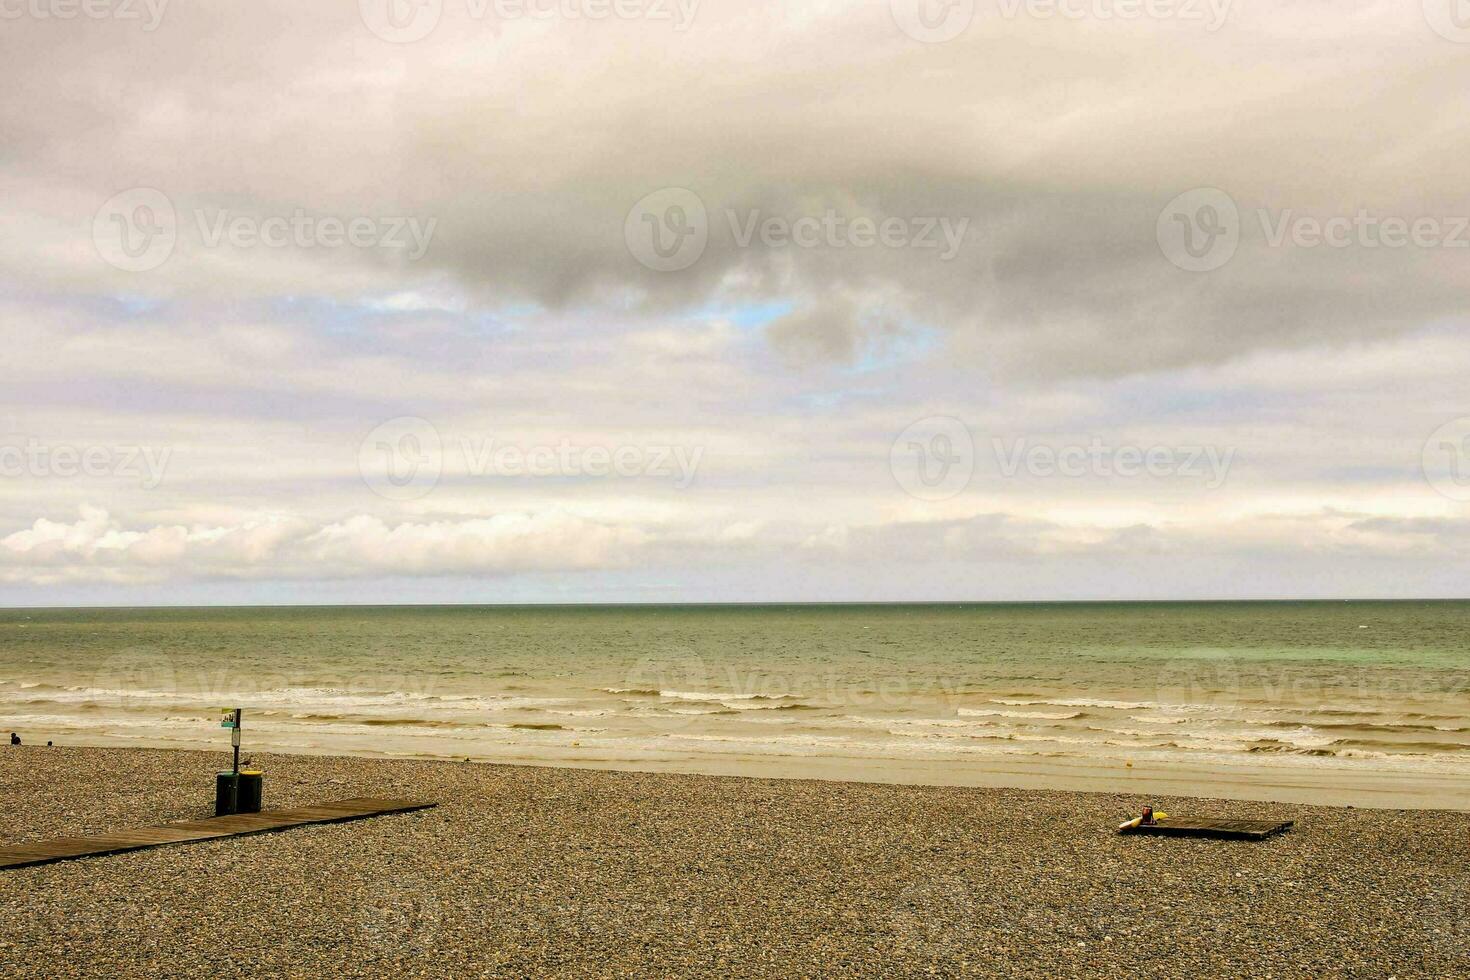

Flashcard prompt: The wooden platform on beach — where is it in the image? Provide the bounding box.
[1119,817,1294,840]
[0,797,436,870]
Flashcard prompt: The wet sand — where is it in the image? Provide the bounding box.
[1,746,1465,978]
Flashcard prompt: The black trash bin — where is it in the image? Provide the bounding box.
[215,770,239,816]
[237,770,263,814]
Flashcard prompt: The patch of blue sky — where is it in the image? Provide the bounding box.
[267,292,515,340]
[686,299,794,330]
[3,285,170,321]
[844,322,941,375]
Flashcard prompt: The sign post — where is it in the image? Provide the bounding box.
[220,706,242,773]
[213,708,261,816]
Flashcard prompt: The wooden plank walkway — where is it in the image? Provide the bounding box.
[0,797,436,870]
[1119,817,1294,840]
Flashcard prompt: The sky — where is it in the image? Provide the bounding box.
[2,0,1469,605]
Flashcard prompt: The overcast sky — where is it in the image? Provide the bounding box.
[2,0,1468,605]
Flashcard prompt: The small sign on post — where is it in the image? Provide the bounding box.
[214,707,243,773]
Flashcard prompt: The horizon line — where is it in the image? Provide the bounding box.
[4,597,1469,612]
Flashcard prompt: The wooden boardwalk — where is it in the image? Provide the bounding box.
[0,797,436,870]
[1119,817,1294,840]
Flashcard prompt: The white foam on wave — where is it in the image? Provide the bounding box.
[959,708,1083,720]
[660,690,795,702]
[1173,726,1337,751]
[995,697,1153,710]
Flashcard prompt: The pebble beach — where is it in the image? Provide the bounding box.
[1,746,1465,978]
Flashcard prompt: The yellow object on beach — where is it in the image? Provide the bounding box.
[1118,812,1169,831]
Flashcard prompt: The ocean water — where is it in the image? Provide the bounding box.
[2,602,1467,808]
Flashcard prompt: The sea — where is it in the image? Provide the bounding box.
[2,602,1467,809]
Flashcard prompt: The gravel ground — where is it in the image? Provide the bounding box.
[0,746,1465,978]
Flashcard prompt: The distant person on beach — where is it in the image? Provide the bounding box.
[8,733,18,746]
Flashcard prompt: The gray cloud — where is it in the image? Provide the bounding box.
[3,1,1466,377]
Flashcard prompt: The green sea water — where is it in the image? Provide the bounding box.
[2,602,1467,807]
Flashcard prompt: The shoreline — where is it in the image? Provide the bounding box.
[2,746,1465,977]
[20,732,1470,813]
